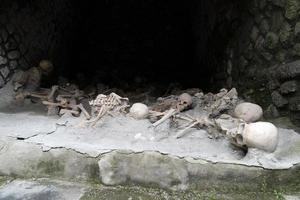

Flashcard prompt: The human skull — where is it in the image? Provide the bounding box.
[39,60,53,75]
[176,93,193,111]
[234,102,263,123]
[226,122,246,148]
[227,121,278,152]
[129,103,149,119]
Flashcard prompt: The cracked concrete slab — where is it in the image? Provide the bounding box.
[0,106,299,170]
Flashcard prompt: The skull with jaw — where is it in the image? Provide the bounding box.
[176,93,193,112]
[226,121,279,152]
[226,122,247,149]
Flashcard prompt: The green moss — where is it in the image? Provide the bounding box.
[285,0,299,20]
[279,23,292,46]
[79,183,291,200]
[265,32,279,50]
[0,176,11,186]
[294,43,300,56]
[37,160,64,176]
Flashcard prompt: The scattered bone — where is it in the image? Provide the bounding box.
[175,114,215,138]
[150,93,194,128]
[151,108,177,128]
[59,108,80,116]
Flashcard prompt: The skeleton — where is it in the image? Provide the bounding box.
[13,60,53,105]
[195,88,238,118]
[150,93,193,128]
[86,93,129,126]
[19,84,91,117]
[174,113,216,138]
[172,89,238,139]
[209,88,238,117]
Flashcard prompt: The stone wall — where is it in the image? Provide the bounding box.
[0,0,71,87]
[227,0,300,126]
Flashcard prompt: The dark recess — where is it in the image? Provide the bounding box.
[54,0,243,93]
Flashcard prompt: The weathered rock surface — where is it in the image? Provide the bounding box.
[272,91,288,107]
[280,80,298,94]
[289,96,300,111]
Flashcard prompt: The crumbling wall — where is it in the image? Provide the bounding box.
[227,0,300,125]
[0,0,71,88]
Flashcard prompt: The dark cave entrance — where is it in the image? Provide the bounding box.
[49,0,245,95]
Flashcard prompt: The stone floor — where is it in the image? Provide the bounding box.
[0,178,299,200]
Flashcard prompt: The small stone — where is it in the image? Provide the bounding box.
[259,0,267,9]
[0,76,4,88]
[9,60,18,70]
[280,80,297,94]
[270,10,284,32]
[254,14,264,24]
[265,104,280,118]
[0,56,7,65]
[5,38,18,50]
[0,46,5,56]
[261,51,273,61]
[0,66,9,78]
[250,26,260,42]
[267,79,280,90]
[290,111,300,126]
[244,43,254,60]
[289,96,300,111]
[239,56,249,72]
[270,0,285,7]
[265,32,279,49]
[0,29,8,43]
[275,51,287,62]
[259,19,270,34]
[284,0,299,20]
[6,24,14,34]
[295,22,300,37]
[271,91,288,107]
[234,102,263,123]
[7,50,20,60]
[255,35,265,50]
[293,43,300,56]
[279,22,292,46]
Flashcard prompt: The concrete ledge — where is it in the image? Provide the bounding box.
[0,137,299,192]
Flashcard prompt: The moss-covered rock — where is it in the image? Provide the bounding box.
[293,43,300,56]
[279,22,293,46]
[284,0,299,20]
[265,32,279,49]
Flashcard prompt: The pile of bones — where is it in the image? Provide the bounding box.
[22,85,279,153]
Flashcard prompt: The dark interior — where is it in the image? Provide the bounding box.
[50,0,244,94]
